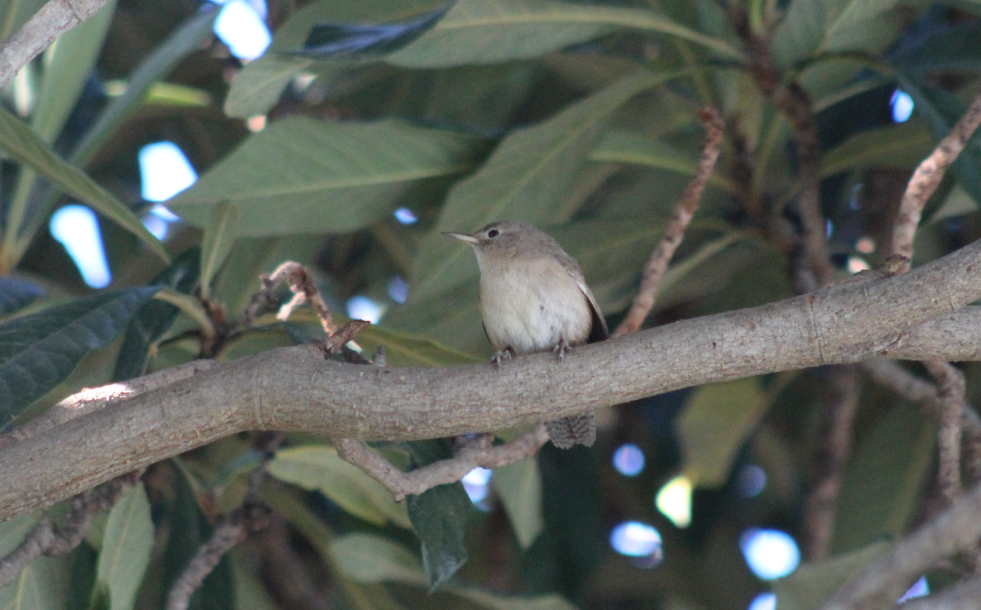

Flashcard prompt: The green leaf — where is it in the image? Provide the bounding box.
[113,248,200,381]
[161,470,234,610]
[0,512,69,610]
[0,287,160,428]
[200,202,240,299]
[820,121,933,177]
[590,131,740,195]
[0,0,48,39]
[267,445,412,528]
[31,0,116,143]
[929,185,980,223]
[772,0,901,67]
[830,403,936,554]
[224,0,444,118]
[329,533,427,585]
[386,0,740,68]
[676,378,767,488]
[447,589,579,610]
[0,106,170,262]
[168,118,482,236]
[407,485,470,591]
[94,483,153,610]
[491,458,543,549]
[70,7,220,166]
[773,542,891,610]
[402,440,472,590]
[0,278,46,317]
[408,69,666,302]
[356,323,482,367]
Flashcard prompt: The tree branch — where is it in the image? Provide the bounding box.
[613,106,724,336]
[2,240,981,520]
[0,0,111,90]
[336,427,549,502]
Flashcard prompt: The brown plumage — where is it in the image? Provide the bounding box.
[444,220,607,448]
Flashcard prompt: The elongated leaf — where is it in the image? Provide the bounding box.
[676,378,767,487]
[200,202,239,299]
[590,131,739,194]
[491,458,543,549]
[330,534,427,585]
[402,440,471,590]
[113,248,200,381]
[0,278,46,317]
[0,0,48,39]
[772,0,901,67]
[386,0,740,68]
[0,106,169,262]
[224,0,444,118]
[168,118,482,236]
[31,0,117,143]
[355,323,482,367]
[268,446,412,528]
[95,483,153,610]
[820,120,933,177]
[448,589,579,610]
[0,287,160,428]
[71,7,219,166]
[773,542,890,610]
[408,70,665,303]
[830,403,936,554]
[295,4,451,58]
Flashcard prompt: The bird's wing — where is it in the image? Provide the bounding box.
[557,254,608,343]
[577,275,609,342]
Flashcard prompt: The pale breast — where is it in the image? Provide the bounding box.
[478,256,593,355]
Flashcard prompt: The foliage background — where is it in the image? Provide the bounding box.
[1,0,981,608]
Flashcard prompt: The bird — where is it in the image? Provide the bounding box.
[443,220,608,448]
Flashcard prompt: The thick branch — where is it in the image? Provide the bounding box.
[2,240,981,520]
[0,0,111,90]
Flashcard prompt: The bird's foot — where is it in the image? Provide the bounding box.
[490,347,515,367]
[552,338,573,360]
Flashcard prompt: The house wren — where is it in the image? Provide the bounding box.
[444,220,608,449]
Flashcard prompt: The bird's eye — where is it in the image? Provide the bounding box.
[487,229,500,238]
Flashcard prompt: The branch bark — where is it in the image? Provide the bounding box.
[1,240,981,520]
[0,0,111,90]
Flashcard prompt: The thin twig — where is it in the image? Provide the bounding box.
[819,479,981,610]
[165,433,282,610]
[890,89,981,265]
[924,360,966,504]
[801,367,862,560]
[240,261,335,334]
[862,359,981,482]
[0,471,140,587]
[614,107,724,337]
[317,319,370,360]
[336,426,551,502]
[165,501,272,610]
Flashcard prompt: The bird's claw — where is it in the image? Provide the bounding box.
[490,348,514,367]
[552,339,572,360]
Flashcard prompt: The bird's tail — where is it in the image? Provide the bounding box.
[545,413,596,449]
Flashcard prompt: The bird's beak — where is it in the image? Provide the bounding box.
[442,231,479,244]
